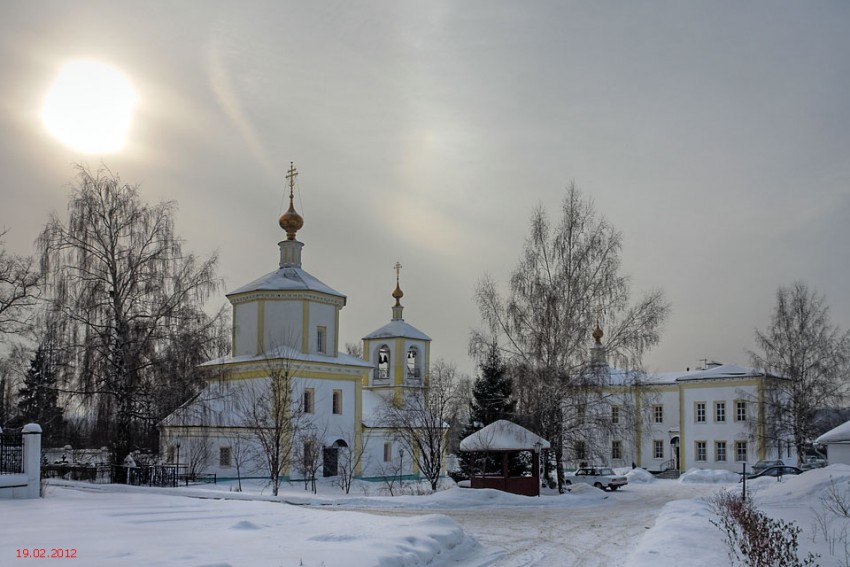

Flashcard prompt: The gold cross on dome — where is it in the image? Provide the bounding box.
[285,162,298,198]
[394,261,402,283]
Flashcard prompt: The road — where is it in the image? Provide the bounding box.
[341,481,723,567]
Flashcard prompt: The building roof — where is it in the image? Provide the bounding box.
[460,420,551,452]
[363,319,431,341]
[817,419,850,444]
[227,266,345,299]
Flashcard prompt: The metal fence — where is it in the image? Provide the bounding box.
[41,463,216,487]
[0,431,23,475]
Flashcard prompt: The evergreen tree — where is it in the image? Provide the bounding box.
[458,342,516,478]
[17,345,64,443]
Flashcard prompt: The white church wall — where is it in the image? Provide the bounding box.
[638,387,680,470]
[233,302,258,356]
[264,300,303,351]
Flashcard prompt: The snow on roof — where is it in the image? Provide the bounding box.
[227,266,345,299]
[362,319,431,341]
[460,420,551,452]
[674,363,765,381]
[200,344,373,369]
[159,379,263,427]
[816,419,850,444]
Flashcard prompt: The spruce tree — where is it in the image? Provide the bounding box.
[458,342,516,478]
[17,345,64,443]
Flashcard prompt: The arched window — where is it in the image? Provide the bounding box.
[406,346,420,380]
[376,345,390,380]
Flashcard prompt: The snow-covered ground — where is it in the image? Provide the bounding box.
[3,465,850,566]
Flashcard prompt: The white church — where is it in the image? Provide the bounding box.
[159,164,433,482]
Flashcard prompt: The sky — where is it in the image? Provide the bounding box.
[1,1,849,377]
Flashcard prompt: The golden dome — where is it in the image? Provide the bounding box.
[392,282,404,304]
[592,323,604,345]
[279,199,303,240]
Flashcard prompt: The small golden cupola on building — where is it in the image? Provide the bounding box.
[362,262,431,395]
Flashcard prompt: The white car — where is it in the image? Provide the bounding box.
[565,467,628,491]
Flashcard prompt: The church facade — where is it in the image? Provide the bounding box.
[159,165,433,483]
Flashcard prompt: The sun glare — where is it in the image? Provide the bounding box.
[41,59,138,154]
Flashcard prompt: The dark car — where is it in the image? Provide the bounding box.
[739,465,803,482]
[751,459,784,474]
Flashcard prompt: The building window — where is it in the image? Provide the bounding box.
[317,326,327,354]
[715,441,727,462]
[715,401,726,423]
[219,447,232,468]
[383,442,392,462]
[654,440,664,459]
[166,445,175,463]
[303,440,316,470]
[695,402,706,423]
[653,405,664,424]
[332,389,342,415]
[696,441,707,462]
[735,400,747,422]
[612,440,622,460]
[303,388,315,414]
[377,345,390,380]
[735,441,748,462]
[611,406,620,424]
[574,440,587,462]
[407,347,420,379]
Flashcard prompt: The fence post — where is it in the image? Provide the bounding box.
[22,423,43,498]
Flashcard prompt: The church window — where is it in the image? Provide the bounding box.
[219,447,232,467]
[735,400,747,422]
[715,401,726,422]
[166,445,175,463]
[377,345,390,380]
[735,441,748,462]
[611,440,622,460]
[573,440,587,461]
[696,441,707,462]
[317,326,327,354]
[332,389,342,415]
[383,442,393,462]
[611,406,620,424]
[653,404,663,423]
[653,440,664,459]
[303,388,315,414]
[695,402,706,423]
[407,347,420,380]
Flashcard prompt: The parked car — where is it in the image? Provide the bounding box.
[565,467,628,491]
[750,459,784,474]
[800,455,827,470]
[739,465,803,482]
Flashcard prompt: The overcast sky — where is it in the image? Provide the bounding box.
[1,1,848,377]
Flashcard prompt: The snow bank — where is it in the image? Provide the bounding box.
[625,467,656,483]
[679,468,740,484]
[625,498,727,567]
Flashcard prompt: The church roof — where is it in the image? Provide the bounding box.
[363,319,431,341]
[460,420,551,452]
[674,363,765,381]
[227,266,345,299]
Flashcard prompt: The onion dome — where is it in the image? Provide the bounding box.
[278,162,304,240]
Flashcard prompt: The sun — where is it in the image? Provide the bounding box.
[41,59,138,154]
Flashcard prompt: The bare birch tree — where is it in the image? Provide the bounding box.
[236,356,308,496]
[36,165,220,462]
[471,183,669,490]
[380,359,463,492]
[750,282,850,464]
[0,229,41,337]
